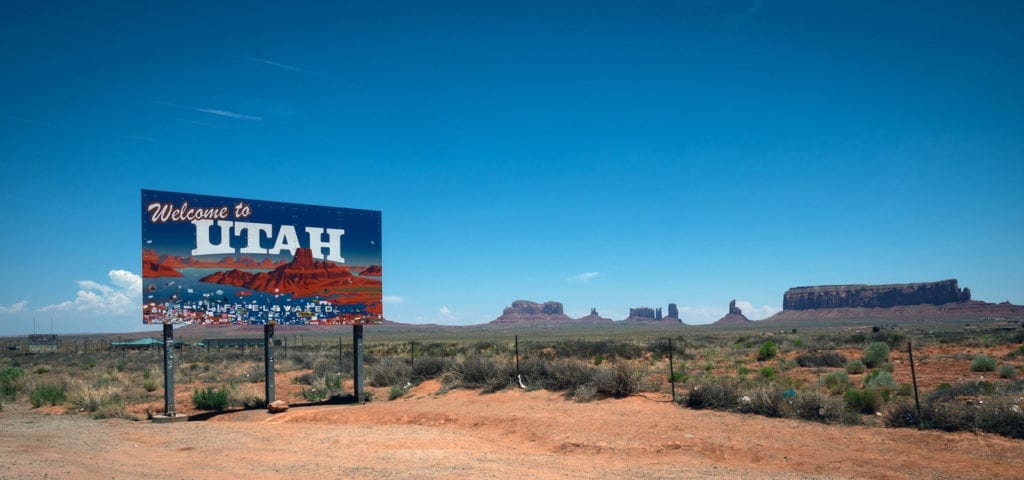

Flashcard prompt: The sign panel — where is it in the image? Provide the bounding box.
[141,190,382,325]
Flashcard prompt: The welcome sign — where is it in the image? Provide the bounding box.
[141,190,382,325]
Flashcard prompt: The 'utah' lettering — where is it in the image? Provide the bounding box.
[191,220,345,263]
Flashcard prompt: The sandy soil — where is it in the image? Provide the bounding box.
[2,379,1022,480]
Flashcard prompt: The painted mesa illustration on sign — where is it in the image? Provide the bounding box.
[141,190,382,325]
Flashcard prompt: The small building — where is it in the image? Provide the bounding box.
[110,337,172,347]
[28,334,58,354]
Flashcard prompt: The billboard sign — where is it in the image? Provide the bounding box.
[141,190,382,325]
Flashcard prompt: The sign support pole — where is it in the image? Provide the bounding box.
[353,325,364,403]
[162,323,175,416]
[264,323,275,404]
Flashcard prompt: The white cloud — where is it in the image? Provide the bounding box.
[439,306,456,321]
[0,300,28,314]
[151,101,263,121]
[383,295,405,304]
[676,305,724,324]
[735,300,781,320]
[567,271,600,284]
[38,270,142,316]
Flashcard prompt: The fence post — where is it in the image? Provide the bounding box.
[908,340,922,426]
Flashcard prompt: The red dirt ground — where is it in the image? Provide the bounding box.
[3,377,1023,480]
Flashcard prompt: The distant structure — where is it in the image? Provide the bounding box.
[713,299,753,326]
[667,303,679,319]
[783,279,971,310]
[729,300,742,315]
[28,334,58,354]
[624,306,683,324]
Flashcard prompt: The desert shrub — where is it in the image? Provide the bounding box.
[684,377,740,410]
[882,401,920,427]
[551,339,643,360]
[389,385,406,400]
[192,386,230,411]
[757,341,778,361]
[819,371,852,395]
[142,378,160,392]
[592,362,647,398]
[412,357,447,379]
[759,367,776,379]
[845,388,883,414]
[292,372,318,386]
[998,365,1017,379]
[29,383,66,408]
[301,386,327,402]
[791,393,858,425]
[863,342,890,368]
[445,355,512,393]
[35,366,51,374]
[739,387,791,418]
[0,366,25,400]
[844,359,866,375]
[369,357,413,387]
[228,385,266,409]
[68,381,116,413]
[926,380,995,403]
[543,358,596,392]
[571,383,598,403]
[969,355,996,372]
[863,370,898,391]
[795,351,848,368]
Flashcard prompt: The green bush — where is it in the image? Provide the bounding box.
[819,371,852,395]
[684,377,740,410]
[29,383,66,408]
[743,388,791,418]
[791,393,859,425]
[759,367,776,379]
[192,386,230,411]
[845,388,883,414]
[844,359,866,374]
[444,355,512,393]
[969,355,996,372]
[795,351,848,368]
[863,370,898,390]
[591,362,647,398]
[998,364,1017,379]
[412,357,447,379]
[142,378,160,392]
[389,385,406,400]
[1,367,25,400]
[757,341,778,361]
[369,357,413,387]
[863,342,890,368]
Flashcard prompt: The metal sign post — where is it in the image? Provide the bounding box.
[353,325,364,402]
[264,323,275,403]
[162,323,175,416]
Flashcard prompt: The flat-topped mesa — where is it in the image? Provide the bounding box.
[624,306,684,324]
[490,300,575,325]
[504,300,564,316]
[782,279,971,311]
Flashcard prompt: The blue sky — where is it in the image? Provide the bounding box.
[1,1,1022,334]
